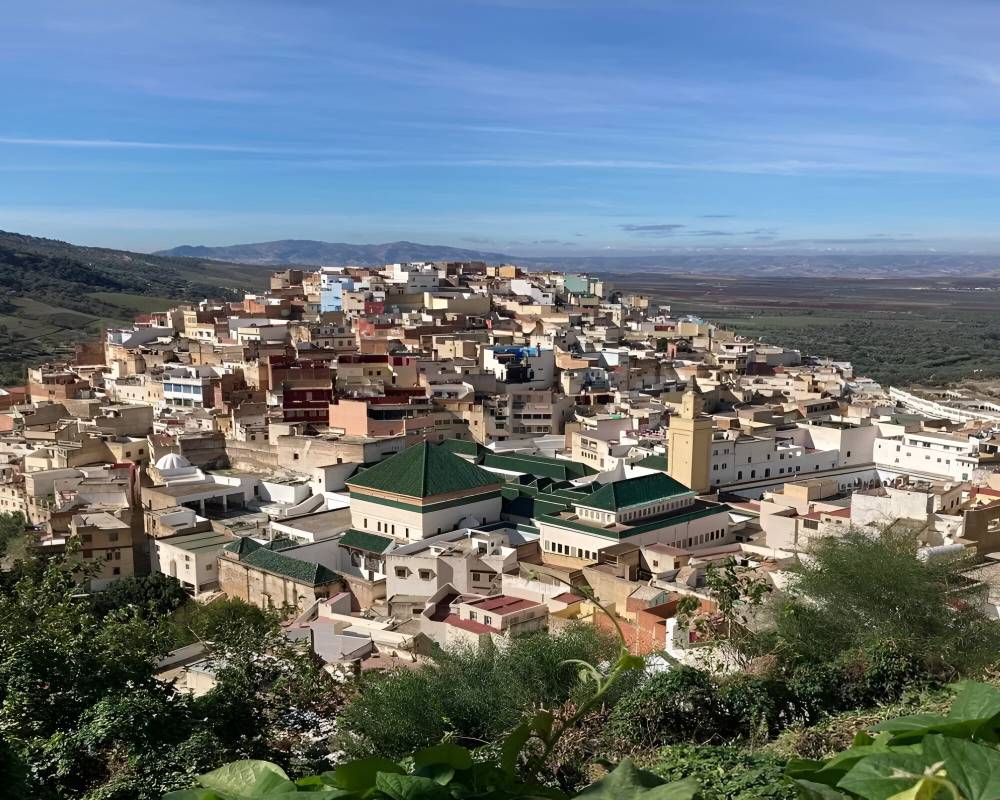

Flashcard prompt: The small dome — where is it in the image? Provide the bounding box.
[155,452,192,471]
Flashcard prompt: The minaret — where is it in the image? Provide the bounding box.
[667,388,713,493]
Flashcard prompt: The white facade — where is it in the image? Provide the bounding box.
[350,492,502,542]
[537,507,731,564]
[874,431,980,482]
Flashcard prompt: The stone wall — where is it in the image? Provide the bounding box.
[217,556,342,612]
[225,439,280,473]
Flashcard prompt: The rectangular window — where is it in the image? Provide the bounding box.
[394,567,407,578]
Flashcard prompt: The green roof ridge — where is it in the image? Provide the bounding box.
[241,548,339,585]
[224,536,262,555]
[347,441,500,498]
[340,529,394,553]
[581,473,694,512]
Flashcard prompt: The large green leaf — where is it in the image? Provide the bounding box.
[501,722,532,776]
[198,761,303,797]
[639,779,699,800]
[322,757,403,792]
[412,743,474,771]
[871,714,953,738]
[374,773,452,800]
[837,753,934,800]
[576,760,697,799]
[948,682,1000,725]
[874,683,1000,744]
[791,780,850,800]
[923,734,1000,800]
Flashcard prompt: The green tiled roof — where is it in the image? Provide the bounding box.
[580,473,693,512]
[635,454,668,472]
[437,439,485,458]
[347,441,500,498]
[482,452,597,481]
[241,548,339,585]
[263,536,298,551]
[223,536,262,556]
[340,529,394,554]
[502,486,572,519]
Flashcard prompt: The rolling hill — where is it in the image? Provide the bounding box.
[0,230,269,385]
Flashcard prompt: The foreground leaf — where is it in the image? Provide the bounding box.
[923,734,1000,800]
[323,757,403,792]
[199,761,296,796]
[838,753,936,800]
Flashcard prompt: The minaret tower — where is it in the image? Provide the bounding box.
[667,388,713,493]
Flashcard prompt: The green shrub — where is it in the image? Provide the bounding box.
[336,624,617,759]
[718,676,800,741]
[774,528,1000,678]
[832,641,927,710]
[91,573,190,620]
[607,667,725,749]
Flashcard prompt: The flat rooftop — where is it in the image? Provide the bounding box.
[276,507,352,534]
[161,529,232,553]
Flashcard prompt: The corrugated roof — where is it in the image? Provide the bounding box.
[347,441,500,498]
[340,529,394,554]
[581,473,692,511]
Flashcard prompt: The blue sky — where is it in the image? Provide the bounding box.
[3,0,1000,254]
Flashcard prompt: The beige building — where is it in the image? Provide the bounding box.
[667,390,713,493]
[218,537,344,612]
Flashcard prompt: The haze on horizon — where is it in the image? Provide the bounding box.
[3,0,1000,256]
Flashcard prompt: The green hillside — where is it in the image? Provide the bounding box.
[0,230,269,385]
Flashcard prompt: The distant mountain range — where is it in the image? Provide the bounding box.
[156,238,1000,277]
[156,240,510,266]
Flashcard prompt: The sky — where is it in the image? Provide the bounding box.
[3,0,1000,255]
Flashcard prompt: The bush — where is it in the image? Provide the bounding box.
[169,597,276,648]
[91,573,190,620]
[832,640,927,710]
[774,528,1000,678]
[718,676,801,742]
[607,667,726,750]
[336,624,617,760]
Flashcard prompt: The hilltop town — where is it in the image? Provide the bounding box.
[2,260,999,660]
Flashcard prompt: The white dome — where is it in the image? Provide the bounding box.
[155,452,191,471]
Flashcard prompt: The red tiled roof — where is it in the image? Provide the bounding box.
[552,592,584,603]
[445,614,496,634]
[466,595,538,615]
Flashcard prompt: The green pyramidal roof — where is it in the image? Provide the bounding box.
[580,473,694,512]
[224,536,262,556]
[346,441,501,499]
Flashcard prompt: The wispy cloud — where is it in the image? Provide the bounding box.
[619,224,686,236]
